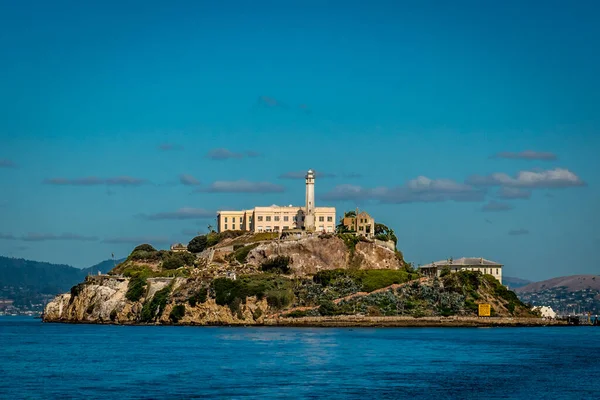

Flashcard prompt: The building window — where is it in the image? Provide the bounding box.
[327,216,333,222]
[225,224,228,230]
[283,226,289,230]
[225,217,228,222]
[258,216,263,221]
[266,216,271,221]
[496,268,499,275]
[319,216,324,222]
[258,227,263,232]
[283,216,289,222]
[274,226,279,231]
[359,226,364,231]
[266,226,271,231]
[274,216,280,221]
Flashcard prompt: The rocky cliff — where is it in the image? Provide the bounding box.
[43,232,536,325]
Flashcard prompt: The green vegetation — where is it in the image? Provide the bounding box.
[188,231,247,253]
[228,243,259,264]
[313,269,413,292]
[188,288,208,306]
[265,288,294,309]
[187,235,208,253]
[140,285,172,322]
[374,223,397,245]
[133,244,157,253]
[337,233,360,253]
[161,252,196,270]
[125,276,147,302]
[285,309,309,318]
[211,274,293,310]
[261,256,292,274]
[169,304,186,323]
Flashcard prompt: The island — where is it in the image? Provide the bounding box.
[43,229,564,327]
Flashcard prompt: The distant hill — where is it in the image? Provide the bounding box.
[503,276,533,290]
[515,275,600,315]
[515,275,600,293]
[0,256,124,311]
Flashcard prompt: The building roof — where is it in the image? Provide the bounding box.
[419,257,503,269]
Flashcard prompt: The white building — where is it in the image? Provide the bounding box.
[217,169,336,234]
[419,257,503,284]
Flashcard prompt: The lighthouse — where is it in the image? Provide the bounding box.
[304,169,316,231]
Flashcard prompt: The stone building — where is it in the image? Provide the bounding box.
[418,257,503,284]
[217,169,336,234]
[170,243,188,252]
[342,209,375,238]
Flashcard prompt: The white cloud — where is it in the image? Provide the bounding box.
[321,176,485,203]
[179,174,200,186]
[467,168,585,189]
[496,187,531,199]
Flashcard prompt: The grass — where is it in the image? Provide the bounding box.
[313,269,412,293]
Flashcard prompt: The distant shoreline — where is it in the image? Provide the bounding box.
[43,315,570,327]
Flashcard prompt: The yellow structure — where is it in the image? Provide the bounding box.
[342,209,375,238]
[418,257,503,284]
[217,170,336,234]
[478,304,491,317]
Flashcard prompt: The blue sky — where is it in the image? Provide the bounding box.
[1,1,598,280]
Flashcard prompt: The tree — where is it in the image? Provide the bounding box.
[374,223,398,245]
[133,244,156,253]
[187,235,208,253]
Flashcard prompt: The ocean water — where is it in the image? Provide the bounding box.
[1,317,599,399]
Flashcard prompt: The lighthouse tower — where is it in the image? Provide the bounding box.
[304,169,316,231]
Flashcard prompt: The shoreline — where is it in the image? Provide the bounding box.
[42,315,570,327]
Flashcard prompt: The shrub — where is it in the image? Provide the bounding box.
[318,300,337,316]
[187,235,208,253]
[231,243,259,264]
[261,256,292,274]
[337,233,360,253]
[313,269,410,293]
[162,252,196,270]
[140,285,171,322]
[126,276,147,302]
[211,275,293,308]
[169,304,186,323]
[229,297,242,315]
[286,310,308,318]
[133,244,157,253]
[266,289,294,309]
[188,288,208,306]
[121,264,154,278]
[253,307,263,320]
[205,233,221,248]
